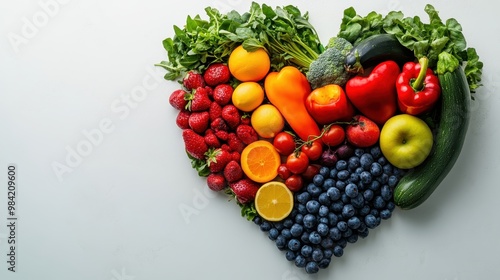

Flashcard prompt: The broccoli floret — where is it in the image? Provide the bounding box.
[306,37,354,89]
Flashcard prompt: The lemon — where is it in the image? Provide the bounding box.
[231,82,265,112]
[228,45,271,82]
[251,104,285,138]
[255,181,294,222]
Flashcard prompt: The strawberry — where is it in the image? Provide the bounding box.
[203,63,231,86]
[210,117,229,132]
[213,84,234,106]
[220,144,231,152]
[169,89,188,110]
[229,178,260,204]
[206,173,227,192]
[182,129,208,160]
[221,104,241,129]
[215,130,229,141]
[240,114,251,125]
[236,124,259,145]
[204,131,221,148]
[188,111,210,134]
[223,160,243,183]
[206,148,232,173]
[182,70,205,91]
[208,102,222,122]
[230,151,240,162]
[176,110,191,129]
[227,132,245,153]
[186,86,211,112]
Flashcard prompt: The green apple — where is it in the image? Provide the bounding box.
[380,114,433,169]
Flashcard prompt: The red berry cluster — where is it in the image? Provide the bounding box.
[169,63,260,204]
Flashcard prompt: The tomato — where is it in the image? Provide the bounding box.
[277,164,292,180]
[273,132,296,156]
[321,124,345,147]
[286,152,309,174]
[302,164,320,182]
[285,174,304,192]
[300,140,323,161]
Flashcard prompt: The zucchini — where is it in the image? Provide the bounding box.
[393,67,471,209]
[345,33,415,72]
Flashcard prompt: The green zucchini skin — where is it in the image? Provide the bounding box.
[345,33,415,71]
[393,67,471,209]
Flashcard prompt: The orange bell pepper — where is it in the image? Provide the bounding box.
[264,66,321,141]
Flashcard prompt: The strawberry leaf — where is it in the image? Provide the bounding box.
[187,153,210,177]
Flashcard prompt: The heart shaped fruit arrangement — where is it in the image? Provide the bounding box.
[157,2,483,274]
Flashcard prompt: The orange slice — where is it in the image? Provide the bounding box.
[255,181,294,221]
[240,140,280,183]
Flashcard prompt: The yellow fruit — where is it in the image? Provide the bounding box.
[228,45,271,82]
[240,140,281,183]
[255,181,294,222]
[251,104,285,138]
[231,82,265,112]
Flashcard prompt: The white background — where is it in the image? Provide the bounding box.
[1,0,499,279]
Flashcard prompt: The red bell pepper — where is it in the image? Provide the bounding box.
[396,57,441,115]
[345,60,400,125]
[305,84,355,125]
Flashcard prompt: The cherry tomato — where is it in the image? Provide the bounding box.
[321,124,345,147]
[277,164,292,180]
[273,132,296,156]
[286,152,309,174]
[302,164,320,182]
[300,140,323,161]
[285,174,304,192]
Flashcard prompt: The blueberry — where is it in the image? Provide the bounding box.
[323,249,334,259]
[337,238,347,248]
[303,214,317,229]
[377,156,387,165]
[346,233,359,243]
[345,183,358,198]
[283,218,294,228]
[370,146,382,158]
[285,250,296,261]
[295,254,306,268]
[290,223,303,237]
[318,193,331,205]
[330,201,344,212]
[386,201,396,211]
[388,175,399,188]
[320,237,334,249]
[322,178,335,190]
[313,174,325,187]
[328,212,338,226]
[370,162,383,176]
[327,187,341,201]
[333,245,344,257]
[354,148,364,157]
[329,168,338,179]
[380,209,392,220]
[348,156,360,171]
[363,189,374,201]
[341,193,350,204]
[306,200,321,214]
[312,248,324,262]
[308,231,322,244]
[381,184,393,201]
[351,193,365,209]
[318,205,329,217]
[337,170,350,180]
[307,183,322,197]
[373,196,386,209]
[342,228,353,238]
[253,216,262,225]
[274,221,284,231]
[260,221,271,232]
[288,238,301,251]
[300,231,310,243]
[369,180,381,191]
[305,261,319,274]
[337,221,348,232]
[282,228,292,239]
[358,227,369,238]
[318,258,331,269]
[296,192,311,204]
[360,153,374,170]
[347,216,361,229]
[295,213,304,225]
[297,203,307,215]
[336,180,346,190]
[383,164,393,175]
[317,223,329,237]
[329,227,342,240]
[336,160,348,170]
[359,205,371,216]
[319,166,330,177]
[268,228,279,240]
[275,235,287,250]
[365,214,379,229]
[342,204,355,218]
[370,209,380,217]
[301,244,313,257]
[349,172,360,183]
[360,171,373,184]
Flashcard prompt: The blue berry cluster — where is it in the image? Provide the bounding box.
[253,146,405,274]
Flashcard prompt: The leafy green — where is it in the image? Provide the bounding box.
[338,4,483,95]
[187,153,209,177]
[156,2,323,80]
